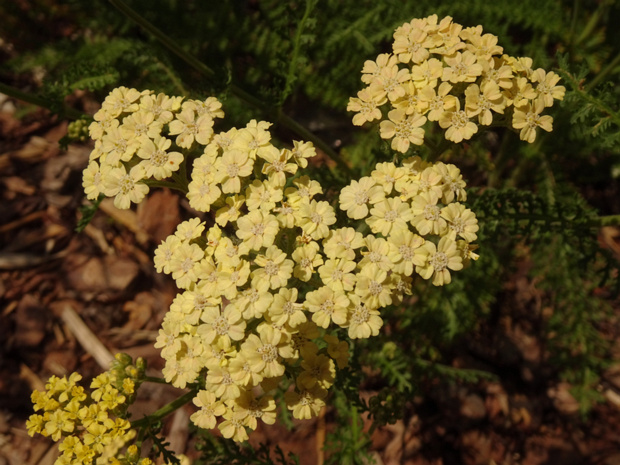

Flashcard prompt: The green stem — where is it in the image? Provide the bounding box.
[0,81,85,120]
[282,0,315,103]
[568,0,580,48]
[106,0,354,178]
[107,0,215,79]
[171,156,189,191]
[131,389,197,429]
[585,214,620,228]
[586,52,620,91]
[423,135,450,162]
[575,7,601,46]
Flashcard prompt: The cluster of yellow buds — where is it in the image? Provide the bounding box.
[348,15,565,150]
[26,354,147,465]
[66,118,90,143]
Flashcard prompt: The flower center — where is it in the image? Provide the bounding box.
[283,302,294,315]
[151,150,167,166]
[430,251,448,271]
[264,261,279,276]
[319,299,335,315]
[399,245,413,260]
[423,204,440,221]
[251,223,265,236]
[450,218,465,234]
[354,191,369,205]
[259,344,278,362]
[368,280,383,295]
[227,163,240,177]
[181,258,194,273]
[213,316,230,335]
[384,209,398,222]
[450,110,469,129]
[351,305,370,324]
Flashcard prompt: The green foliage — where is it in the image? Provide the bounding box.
[472,186,616,410]
[323,391,374,465]
[194,434,299,465]
[556,54,620,153]
[149,430,181,465]
[472,188,597,240]
[76,194,104,233]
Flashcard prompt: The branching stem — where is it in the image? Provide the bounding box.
[0,81,85,120]
[131,389,197,429]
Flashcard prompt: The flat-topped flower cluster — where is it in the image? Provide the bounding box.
[348,14,565,150]
[26,355,150,465]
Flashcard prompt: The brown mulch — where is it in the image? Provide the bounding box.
[1,97,620,465]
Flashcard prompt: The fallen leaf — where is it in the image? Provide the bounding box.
[100,198,150,245]
[14,294,47,347]
[137,189,181,244]
[65,254,140,292]
[122,291,155,331]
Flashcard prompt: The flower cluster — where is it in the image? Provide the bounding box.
[83,86,224,209]
[26,354,148,465]
[146,107,478,440]
[75,81,479,443]
[347,15,565,150]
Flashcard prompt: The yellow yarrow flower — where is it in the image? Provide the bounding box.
[168,108,214,148]
[366,197,414,236]
[512,99,553,143]
[298,200,337,240]
[415,236,463,286]
[240,326,293,378]
[354,264,393,308]
[236,210,280,251]
[266,288,307,327]
[318,258,356,292]
[322,227,365,261]
[82,84,485,445]
[292,241,324,281]
[296,345,336,390]
[379,109,427,153]
[284,386,327,420]
[251,245,294,292]
[346,294,383,339]
[215,149,254,193]
[304,286,349,328]
[104,165,149,210]
[339,177,384,220]
[348,16,560,146]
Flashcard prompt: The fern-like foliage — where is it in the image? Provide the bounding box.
[472,187,597,238]
[472,187,617,410]
[194,434,299,465]
[556,54,620,153]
